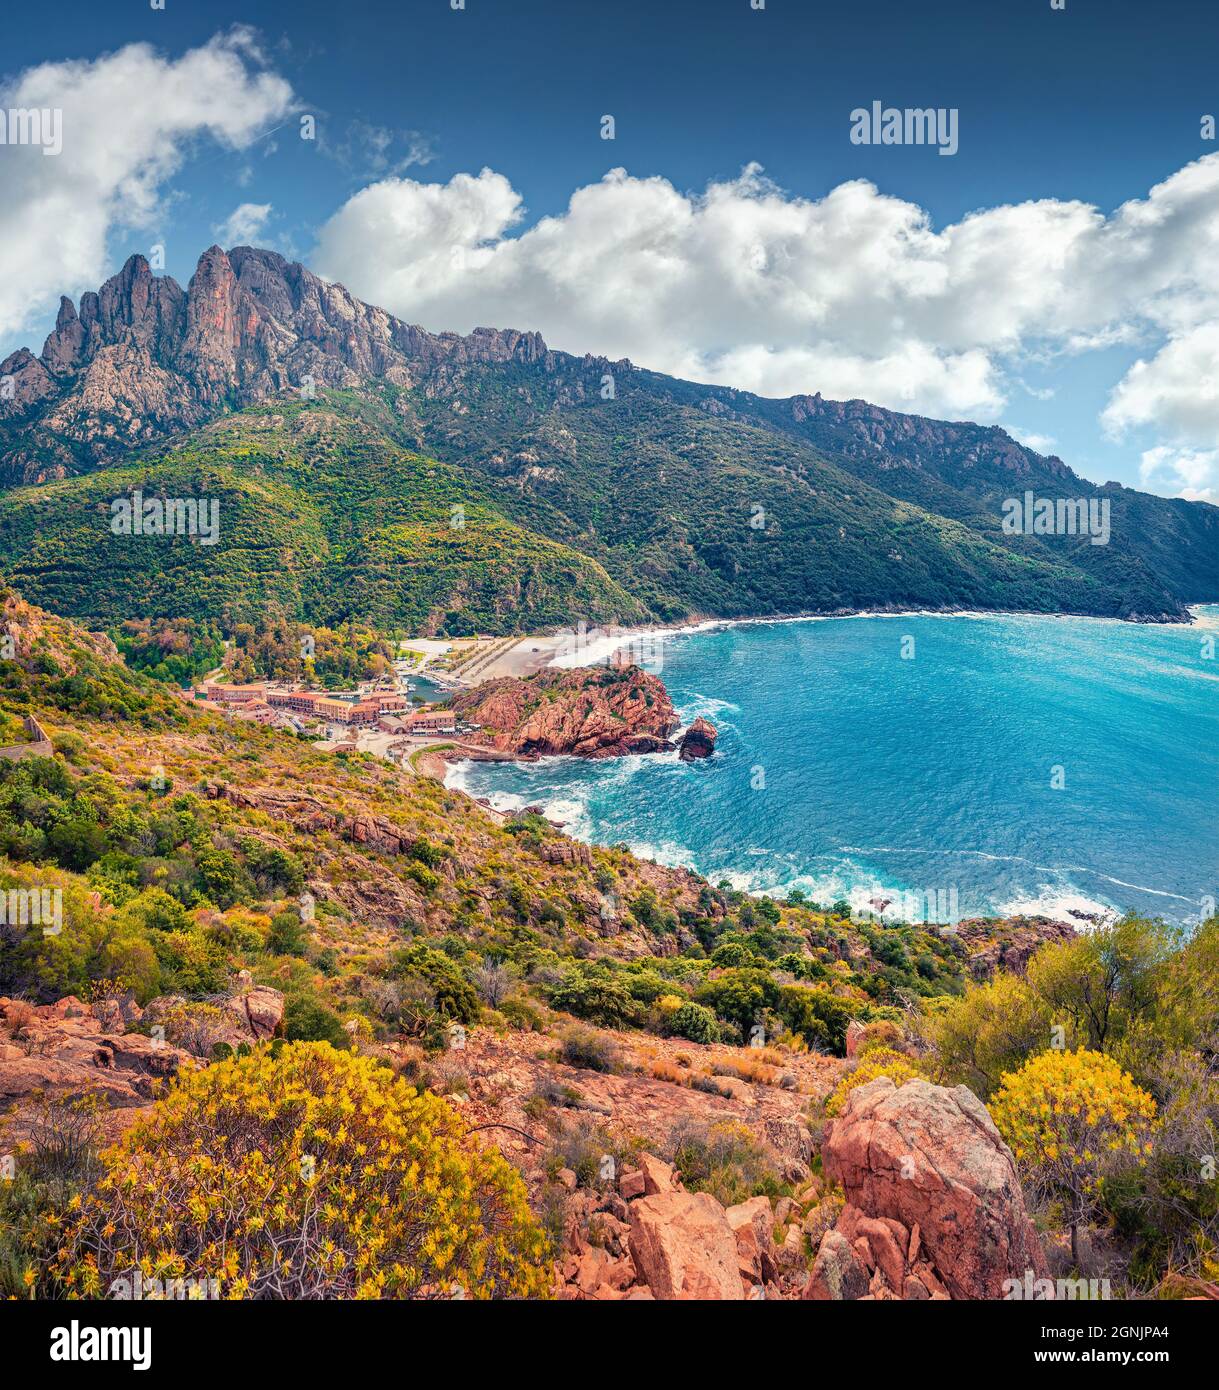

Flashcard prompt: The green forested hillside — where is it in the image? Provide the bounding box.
[0,386,1183,634]
[388,369,1189,622]
[0,395,647,635]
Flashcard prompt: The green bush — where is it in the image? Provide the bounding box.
[668,1000,719,1044]
[117,887,188,935]
[46,819,106,872]
[499,995,544,1031]
[558,1025,621,1073]
[392,943,480,1025]
[282,996,349,1048]
[776,985,857,1055]
[710,941,755,969]
[152,929,229,996]
[267,909,309,956]
[695,968,778,1038]
[548,969,641,1028]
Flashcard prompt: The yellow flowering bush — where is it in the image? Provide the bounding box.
[825,1048,921,1116]
[990,1048,1156,1264]
[49,1041,552,1299]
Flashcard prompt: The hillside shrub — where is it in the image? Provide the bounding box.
[990,1048,1157,1266]
[49,1043,551,1298]
[824,1049,922,1116]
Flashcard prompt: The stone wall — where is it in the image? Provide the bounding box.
[0,715,53,762]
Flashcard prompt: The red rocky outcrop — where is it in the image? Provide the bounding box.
[803,1230,870,1301]
[818,1076,1049,1300]
[0,996,193,1145]
[845,1019,867,1058]
[955,916,1078,980]
[629,1191,745,1300]
[0,984,287,1148]
[451,666,678,759]
[551,1151,799,1301]
[0,246,553,481]
[677,717,717,761]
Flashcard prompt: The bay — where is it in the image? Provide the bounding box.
[450,609,1219,928]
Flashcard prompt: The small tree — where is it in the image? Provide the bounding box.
[1026,915,1176,1053]
[927,972,1050,1098]
[991,1048,1156,1267]
[267,909,308,956]
[472,957,519,1008]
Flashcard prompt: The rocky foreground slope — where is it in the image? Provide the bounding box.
[454,1028,1052,1301]
[1,987,1050,1301]
[3,589,1213,1301]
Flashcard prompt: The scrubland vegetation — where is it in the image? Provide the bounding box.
[0,591,1214,1299]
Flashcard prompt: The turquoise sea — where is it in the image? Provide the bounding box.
[450,609,1219,928]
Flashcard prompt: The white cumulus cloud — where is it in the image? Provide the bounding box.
[1138,444,1219,504]
[0,28,293,342]
[214,201,273,247]
[1004,426,1058,455]
[1103,323,1219,443]
[312,156,1219,483]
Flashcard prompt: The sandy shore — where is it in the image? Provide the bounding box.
[412,748,455,781]
[412,740,517,781]
[432,601,1214,698]
[465,634,569,681]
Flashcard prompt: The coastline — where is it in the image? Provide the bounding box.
[462,600,1218,686]
[434,602,1219,780]
[435,603,1216,930]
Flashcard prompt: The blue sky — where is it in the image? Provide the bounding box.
[4,0,1219,498]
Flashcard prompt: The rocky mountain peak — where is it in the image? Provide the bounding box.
[0,246,554,478]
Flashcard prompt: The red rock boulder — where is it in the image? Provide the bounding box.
[821,1076,1048,1300]
[677,717,717,761]
[629,1191,745,1300]
[803,1230,869,1301]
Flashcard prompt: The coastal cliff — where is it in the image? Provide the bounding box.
[449,665,679,758]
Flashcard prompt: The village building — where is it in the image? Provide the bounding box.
[229,700,279,726]
[199,677,421,734]
[406,708,458,734]
[201,681,266,704]
[264,689,325,715]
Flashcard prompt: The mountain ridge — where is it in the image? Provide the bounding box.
[1,245,1215,628]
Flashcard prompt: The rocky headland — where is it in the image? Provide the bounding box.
[449,665,679,759]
